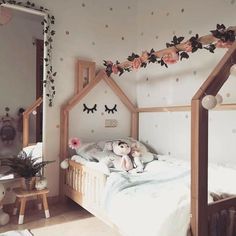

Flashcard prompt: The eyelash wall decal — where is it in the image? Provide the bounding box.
[83,104,97,114]
[105,104,117,114]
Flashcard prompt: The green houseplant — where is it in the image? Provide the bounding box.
[1,150,54,190]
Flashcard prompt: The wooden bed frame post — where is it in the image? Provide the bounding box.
[191,42,236,236]
[191,100,208,236]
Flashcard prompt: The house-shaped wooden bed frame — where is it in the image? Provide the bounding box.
[60,42,236,236]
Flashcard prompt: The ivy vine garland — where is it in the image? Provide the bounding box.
[0,0,56,106]
[104,24,236,77]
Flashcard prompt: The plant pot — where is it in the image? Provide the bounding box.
[22,177,36,191]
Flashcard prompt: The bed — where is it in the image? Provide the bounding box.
[60,43,236,236]
[64,144,236,236]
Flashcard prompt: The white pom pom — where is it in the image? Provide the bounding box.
[201,95,217,110]
[215,94,223,105]
[60,159,69,169]
[230,64,236,76]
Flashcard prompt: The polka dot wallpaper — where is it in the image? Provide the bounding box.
[136,0,236,163]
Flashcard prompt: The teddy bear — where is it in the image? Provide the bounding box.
[0,183,10,226]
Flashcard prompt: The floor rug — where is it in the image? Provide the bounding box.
[0,230,32,236]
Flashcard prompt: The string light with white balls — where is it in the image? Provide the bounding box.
[201,63,236,110]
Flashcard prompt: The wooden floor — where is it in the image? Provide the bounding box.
[0,200,121,236]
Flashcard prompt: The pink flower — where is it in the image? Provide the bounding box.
[215,40,233,49]
[112,65,119,74]
[68,137,81,149]
[140,51,149,62]
[162,51,179,64]
[182,42,192,52]
[132,57,142,69]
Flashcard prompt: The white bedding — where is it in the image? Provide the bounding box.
[71,154,236,236]
[102,156,236,236]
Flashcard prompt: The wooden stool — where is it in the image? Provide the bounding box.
[13,188,50,224]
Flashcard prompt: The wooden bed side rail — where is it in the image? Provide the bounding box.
[208,196,236,216]
[65,160,107,206]
[191,42,236,236]
[23,97,43,147]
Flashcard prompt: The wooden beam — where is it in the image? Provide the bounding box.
[191,100,209,236]
[137,103,236,113]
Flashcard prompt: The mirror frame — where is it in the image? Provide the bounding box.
[0,0,56,107]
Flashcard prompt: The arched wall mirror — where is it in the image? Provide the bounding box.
[0,3,48,160]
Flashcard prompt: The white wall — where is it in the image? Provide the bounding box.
[137,0,236,164]
[0,9,43,156]
[18,0,138,197]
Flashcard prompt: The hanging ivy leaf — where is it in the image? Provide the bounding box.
[127,53,139,61]
[204,44,216,53]
[180,52,189,60]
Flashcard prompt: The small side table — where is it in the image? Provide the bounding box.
[13,188,50,224]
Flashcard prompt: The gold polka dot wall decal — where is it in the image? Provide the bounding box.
[172,30,176,35]
[231,0,235,4]
[193,70,197,75]
[60,58,63,61]
[146,140,149,144]
[189,30,192,34]
[92,41,95,46]
[185,114,188,119]
[121,36,125,40]
[91,129,95,133]
[104,90,107,94]
[101,112,104,116]
[146,77,149,81]
[105,24,109,28]
[155,124,158,128]
[147,93,150,97]
[140,32,144,36]
[56,124,60,128]
[181,8,184,13]
[128,6,131,9]
[232,129,236,133]
[176,78,179,82]
[66,31,70,35]
[168,152,171,155]
[82,3,85,7]
[151,11,154,15]
[166,12,170,16]
[109,7,113,11]
[155,35,159,39]
[226,93,231,97]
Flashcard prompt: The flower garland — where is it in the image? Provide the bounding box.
[104,24,236,77]
[0,0,56,106]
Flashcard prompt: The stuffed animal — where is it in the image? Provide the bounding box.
[112,141,133,171]
[0,184,10,226]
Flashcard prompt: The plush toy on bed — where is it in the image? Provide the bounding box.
[112,141,133,171]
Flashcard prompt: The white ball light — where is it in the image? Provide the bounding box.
[201,95,217,110]
[230,64,236,76]
[60,159,69,169]
[215,94,223,105]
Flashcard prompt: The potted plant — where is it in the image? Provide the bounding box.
[1,150,54,190]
